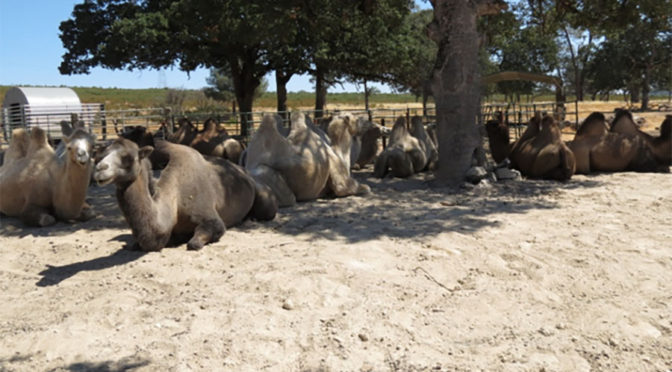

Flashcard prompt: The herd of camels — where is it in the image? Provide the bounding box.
[0,109,669,251]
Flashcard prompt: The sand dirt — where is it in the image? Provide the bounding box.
[1,166,671,371]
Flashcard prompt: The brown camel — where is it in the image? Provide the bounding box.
[189,118,245,164]
[245,112,369,207]
[93,139,277,251]
[115,125,170,169]
[485,114,576,180]
[167,118,198,145]
[485,111,509,164]
[611,110,671,166]
[0,126,96,226]
[567,112,664,173]
[373,116,434,178]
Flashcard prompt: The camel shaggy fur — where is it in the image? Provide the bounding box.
[245,112,369,207]
[93,139,276,251]
[567,112,664,173]
[0,127,96,226]
[373,116,436,178]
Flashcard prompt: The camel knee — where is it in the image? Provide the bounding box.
[187,219,225,250]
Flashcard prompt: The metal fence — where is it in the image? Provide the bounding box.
[1,105,438,146]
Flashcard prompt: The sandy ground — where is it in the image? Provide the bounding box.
[0,165,670,371]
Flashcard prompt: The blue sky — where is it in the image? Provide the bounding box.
[0,1,431,93]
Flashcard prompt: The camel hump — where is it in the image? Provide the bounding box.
[28,127,50,151]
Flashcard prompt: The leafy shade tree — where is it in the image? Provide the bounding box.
[204,67,268,111]
[299,0,411,117]
[429,0,506,187]
[59,0,298,137]
[388,9,437,114]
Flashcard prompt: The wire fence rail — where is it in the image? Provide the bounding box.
[3,100,668,147]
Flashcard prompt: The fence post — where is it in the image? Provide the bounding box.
[381,118,387,149]
[100,104,107,140]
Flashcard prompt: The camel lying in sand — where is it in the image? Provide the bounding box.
[245,112,370,207]
[350,117,389,169]
[115,125,170,169]
[486,114,576,180]
[373,116,438,178]
[610,110,671,166]
[567,112,665,173]
[0,126,96,226]
[93,138,277,251]
[189,118,245,164]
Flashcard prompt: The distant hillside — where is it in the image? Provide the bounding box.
[0,85,422,112]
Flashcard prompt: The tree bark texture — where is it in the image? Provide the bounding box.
[275,70,292,120]
[429,0,486,186]
[230,56,261,138]
[314,68,328,118]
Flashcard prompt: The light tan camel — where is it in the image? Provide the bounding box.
[0,126,96,226]
[373,116,433,178]
[611,110,671,166]
[567,112,664,173]
[93,139,277,251]
[245,112,370,207]
[486,114,576,180]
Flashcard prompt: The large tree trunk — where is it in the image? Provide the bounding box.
[314,68,328,118]
[364,80,370,111]
[428,0,504,186]
[275,70,292,120]
[230,56,261,138]
[641,67,650,111]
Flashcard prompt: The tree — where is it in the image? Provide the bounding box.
[429,0,506,187]
[297,0,412,117]
[204,67,268,111]
[59,0,298,137]
[388,9,437,114]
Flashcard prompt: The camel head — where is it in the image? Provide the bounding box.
[62,128,96,167]
[93,138,153,186]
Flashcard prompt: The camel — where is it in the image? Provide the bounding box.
[567,112,664,173]
[350,117,389,169]
[189,118,245,164]
[485,114,576,180]
[93,138,277,251]
[114,125,170,169]
[373,116,436,178]
[166,118,198,145]
[610,110,671,166]
[0,126,96,226]
[485,111,509,164]
[245,112,370,207]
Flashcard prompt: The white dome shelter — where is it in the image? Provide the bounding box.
[1,87,95,141]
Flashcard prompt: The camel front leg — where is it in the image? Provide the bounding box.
[21,205,56,227]
[77,202,96,221]
[187,218,225,251]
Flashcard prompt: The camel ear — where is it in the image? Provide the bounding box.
[60,121,74,137]
[139,146,154,160]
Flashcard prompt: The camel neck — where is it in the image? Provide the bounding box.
[116,164,172,244]
[53,157,91,219]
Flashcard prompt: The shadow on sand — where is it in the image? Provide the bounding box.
[36,244,147,287]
